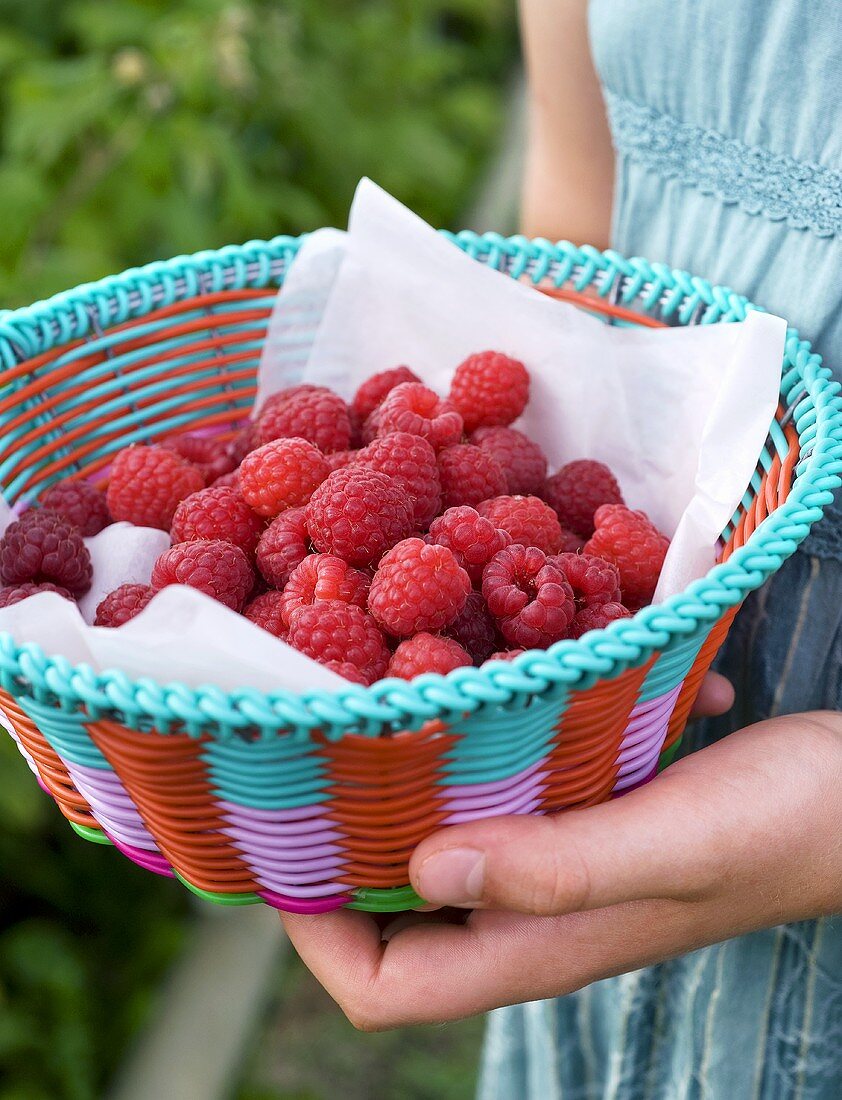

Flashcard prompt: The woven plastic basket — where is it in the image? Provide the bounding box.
[1,233,841,915]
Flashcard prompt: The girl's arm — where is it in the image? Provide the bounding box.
[519,0,614,246]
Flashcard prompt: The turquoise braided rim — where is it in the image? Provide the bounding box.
[1,232,841,743]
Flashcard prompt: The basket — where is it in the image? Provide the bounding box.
[1,233,841,915]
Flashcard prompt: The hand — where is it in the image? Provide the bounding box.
[281,700,842,1032]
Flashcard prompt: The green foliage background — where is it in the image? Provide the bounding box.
[0,1,515,1097]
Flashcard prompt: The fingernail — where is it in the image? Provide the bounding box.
[417,847,485,905]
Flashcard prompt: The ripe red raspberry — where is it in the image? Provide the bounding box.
[443,590,497,664]
[0,511,92,594]
[256,387,351,453]
[584,505,669,609]
[325,449,358,472]
[357,432,441,528]
[550,552,622,610]
[227,422,258,466]
[209,470,241,490]
[360,406,382,445]
[436,443,507,511]
[351,366,421,423]
[542,460,624,539]
[0,582,72,608]
[448,351,529,432]
[376,382,463,450]
[368,538,471,637]
[171,485,264,555]
[239,437,329,517]
[427,506,511,584]
[39,480,111,537]
[152,539,254,611]
[322,660,372,685]
[94,584,154,627]
[471,427,547,496]
[107,445,204,531]
[306,467,414,567]
[559,529,586,554]
[257,384,322,418]
[482,545,575,649]
[570,601,631,639]
[388,633,472,679]
[243,590,288,639]
[161,432,236,484]
[485,648,526,663]
[255,508,310,588]
[287,600,390,681]
[476,495,564,555]
[280,554,369,627]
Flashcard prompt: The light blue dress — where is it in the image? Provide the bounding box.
[479,3,842,1097]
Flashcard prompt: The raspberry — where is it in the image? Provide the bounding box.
[388,633,472,679]
[0,511,92,594]
[351,366,421,423]
[227,422,258,466]
[306,467,414,567]
[542,460,624,539]
[357,432,441,528]
[482,545,575,649]
[584,505,669,609]
[325,449,358,472]
[559,529,586,554]
[107,445,204,531]
[151,539,254,611]
[280,554,369,627]
[368,538,471,636]
[550,552,622,610]
[485,649,526,662]
[161,433,236,484]
[471,427,547,496]
[209,470,241,490]
[257,387,351,453]
[449,351,529,432]
[171,485,264,555]
[437,443,507,510]
[476,495,564,556]
[570,601,631,639]
[94,584,154,627]
[39,480,111,537]
[243,590,288,639]
[360,406,382,445]
[255,508,310,588]
[0,582,72,608]
[258,384,322,417]
[322,660,373,686]
[443,590,497,664]
[287,600,390,681]
[376,383,463,450]
[427,506,511,584]
[239,437,329,517]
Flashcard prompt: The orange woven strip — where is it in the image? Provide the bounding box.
[536,285,668,328]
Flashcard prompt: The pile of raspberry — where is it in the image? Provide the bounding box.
[0,352,670,686]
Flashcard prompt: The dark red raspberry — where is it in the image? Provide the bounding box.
[0,582,72,608]
[443,590,497,664]
[0,511,92,594]
[437,443,507,510]
[351,366,421,423]
[550,552,622,610]
[94,584,154,627]
[306,467,414,567]
[449,351,529,432]
[210,470,241,490]
[368,538,471,636]
[287,600,390,681]
[255,508,310,588]
[471,427,547,496]
[559,529,586,554]
[388,633,472,679]
[322,660,373,685]
[256,387,351,453]
[325,449,358,472]
[257,384,323,418]
[39,480,111,537]
[482,545,575,649]
[239,437,329,517]
[584,505,669,609]
[357,431,441,528]
[570,601,631,638]
[243,590,288,639]
[226,422,259,466]
[171,485,264,555]
[427,506,511,584]
[376,383,463,450]
[161,432,236,484]
[280,554,369,627]
[485,649,526,663]
[476,495,564,555]
[151,539,254,611]
[360,405,382,445]
[542,460,624,539]
[107,445,204,531]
